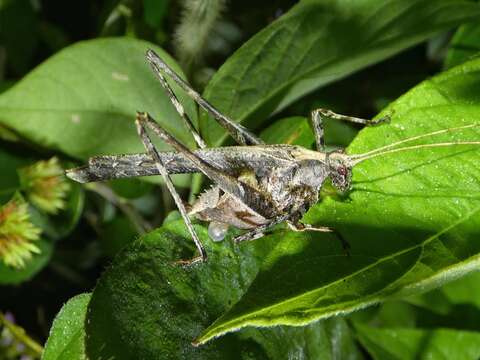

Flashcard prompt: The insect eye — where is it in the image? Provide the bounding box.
[337,166,347,176]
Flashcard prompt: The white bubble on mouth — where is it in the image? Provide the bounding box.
[208,222,229,242]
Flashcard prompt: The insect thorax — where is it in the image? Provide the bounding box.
[189,158,330,232]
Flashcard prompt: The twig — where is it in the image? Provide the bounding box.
[85,183,151,234]
[0,312,43,357]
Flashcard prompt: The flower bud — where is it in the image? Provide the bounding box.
[18,157,70,214]
[0,197,41,269]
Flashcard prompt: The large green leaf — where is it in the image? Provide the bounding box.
[196,53,480,343]
[85,224,268,360]
[355,325,480,360]
[85,222,365,359]
[200,0,480,146]
[42,293,91,360]
[0,38,196,185]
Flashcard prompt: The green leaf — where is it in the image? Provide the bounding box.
[407,270,480,314]
[355,325,480,360]
[0,38,196,185]
[85,224,267,359]
[196,54,480,344]
[0,238,52,285]
[445,23,480,69]
[433,270,480,309]
[260,116,314,148]
[42,293,91,360]
[242,318,364,360]
[86,222,365,359]
[200,0,480,146]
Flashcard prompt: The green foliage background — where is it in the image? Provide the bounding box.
[1,1,480,359]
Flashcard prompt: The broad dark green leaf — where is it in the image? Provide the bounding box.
[445,23,480,69]
[355,325,480,360]
[85,224,267,360]
[86,222,364,359]
[200,0,480,146]
[0,238,52,285]
[0,38,196,185]
[196,53,480,344]
[42,293,91,360]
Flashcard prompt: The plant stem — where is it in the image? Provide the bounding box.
[85,183,151,234]
[0,312,43,357]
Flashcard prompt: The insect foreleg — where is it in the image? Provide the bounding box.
[311,108,390,151]
[135,113,207,265]
[145,49,263,146]
[147,60,206,149]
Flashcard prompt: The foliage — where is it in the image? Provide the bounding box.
[1,0,480,359]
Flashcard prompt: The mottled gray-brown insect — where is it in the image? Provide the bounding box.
[66,50,480,264]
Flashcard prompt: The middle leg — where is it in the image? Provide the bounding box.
[146,49,263,146]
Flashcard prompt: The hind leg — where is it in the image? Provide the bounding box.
[146,49,263,146]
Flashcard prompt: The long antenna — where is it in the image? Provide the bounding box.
[351,141,480,166]
[349,123,480,160]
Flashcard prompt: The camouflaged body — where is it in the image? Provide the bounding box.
[186,146,330,229]
[68,144,333,230]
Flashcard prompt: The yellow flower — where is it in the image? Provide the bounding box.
[0,197,41,269]
[18,157,70,214]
